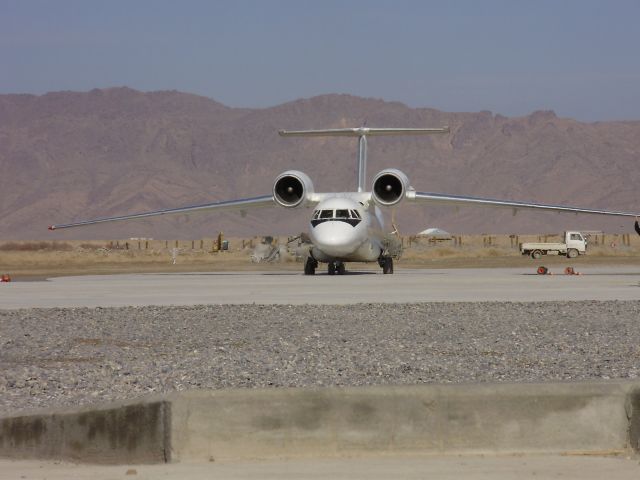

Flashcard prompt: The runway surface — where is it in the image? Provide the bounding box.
[2,266,640,308]
[3,455,640,480]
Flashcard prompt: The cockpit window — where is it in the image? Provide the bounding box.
[310,207,362,228]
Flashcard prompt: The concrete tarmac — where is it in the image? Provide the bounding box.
[1,266,640,309]
[2,455,640,480]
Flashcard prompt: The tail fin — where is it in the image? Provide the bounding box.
[279,127,449,192]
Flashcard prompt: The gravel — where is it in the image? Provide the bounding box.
[1,301,640,415]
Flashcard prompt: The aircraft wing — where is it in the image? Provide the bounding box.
[48,195,275,230]
[407,191,639,217]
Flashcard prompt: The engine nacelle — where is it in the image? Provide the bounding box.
[371,168,410,206]
[273,170,315,208]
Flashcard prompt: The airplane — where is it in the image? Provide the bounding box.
[49,127,640,275]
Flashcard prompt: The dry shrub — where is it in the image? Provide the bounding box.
[0,241,73,252]
[78,243,106,250]
[434,247,456,257]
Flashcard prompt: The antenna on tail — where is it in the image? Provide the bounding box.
[279,127,450,192]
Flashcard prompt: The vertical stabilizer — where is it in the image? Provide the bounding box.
[279,127,449,192]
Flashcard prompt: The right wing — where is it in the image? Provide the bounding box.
[407,191,639,217]
[48,194,275,231]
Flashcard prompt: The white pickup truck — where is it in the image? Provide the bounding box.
[520,231,587,259]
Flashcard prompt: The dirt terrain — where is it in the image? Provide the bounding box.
[1,233,639,280]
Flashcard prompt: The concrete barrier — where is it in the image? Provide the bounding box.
[1,382,640,464]
[0,400,170,464]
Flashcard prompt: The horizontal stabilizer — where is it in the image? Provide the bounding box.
[279,127,450,137]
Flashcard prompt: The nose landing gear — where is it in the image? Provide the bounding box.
[328,261,346,275]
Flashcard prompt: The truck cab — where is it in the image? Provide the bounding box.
[566,231,587,253]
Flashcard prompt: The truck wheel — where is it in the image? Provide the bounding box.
[531,250,542,259]
[567,249,578,259]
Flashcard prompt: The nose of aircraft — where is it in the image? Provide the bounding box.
[311,221,361,257]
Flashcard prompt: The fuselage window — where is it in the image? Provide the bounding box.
[320,210,333,219]
[335,209,349,219]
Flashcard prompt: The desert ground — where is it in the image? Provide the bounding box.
[1,232,639,280]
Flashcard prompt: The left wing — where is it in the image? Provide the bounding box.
[406,191,639,218]
[49,194,275,230]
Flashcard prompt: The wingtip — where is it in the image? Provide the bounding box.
[48,225,55,231]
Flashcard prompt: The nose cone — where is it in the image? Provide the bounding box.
[310,221,360,257]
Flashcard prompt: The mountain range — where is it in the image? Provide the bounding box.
[1,87,639,240]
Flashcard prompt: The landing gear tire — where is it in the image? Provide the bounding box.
[328,261,346,275]
[381,256,394,274]
[304,257,317,275]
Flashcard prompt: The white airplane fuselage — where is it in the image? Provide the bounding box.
[307,196,384,263]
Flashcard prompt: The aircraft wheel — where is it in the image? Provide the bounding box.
[337,263,346,275]
[328,263,336,275]
[382,256,394,274]
[304,257,317,275]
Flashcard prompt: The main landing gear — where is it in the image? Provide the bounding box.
[378,255,394,274]
[304,256,318,275]
[304,257,347,275]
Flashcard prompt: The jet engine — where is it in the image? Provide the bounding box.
[371,169,410,206]
[273,170,315,208]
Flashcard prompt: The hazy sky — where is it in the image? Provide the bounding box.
[1,0,639,121]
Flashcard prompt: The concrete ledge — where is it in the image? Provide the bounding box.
[0,400,170,464]
[1,382,640,464]
[169,382,640,461]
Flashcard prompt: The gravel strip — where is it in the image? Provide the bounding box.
[1,302,640,415]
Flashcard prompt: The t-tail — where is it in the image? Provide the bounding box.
[279,127,449,193]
